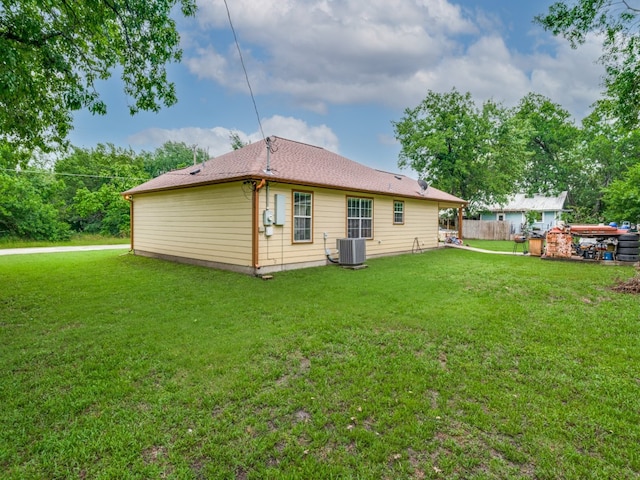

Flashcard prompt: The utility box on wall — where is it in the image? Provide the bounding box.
[274,194,285,226]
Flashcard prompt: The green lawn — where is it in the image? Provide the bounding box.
[460,239,520,252]
[0,234,129,249]
[1,249,639,479]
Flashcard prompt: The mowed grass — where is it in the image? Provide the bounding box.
[0,234,129,249]
[1,249,640,479]
[461,239,520,252]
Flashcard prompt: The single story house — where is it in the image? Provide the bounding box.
[123,137,467,275]
[479,191,568,235]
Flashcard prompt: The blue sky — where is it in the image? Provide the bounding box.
[69,0,605,173]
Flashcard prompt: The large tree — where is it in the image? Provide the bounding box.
[0,141,69,239]
[54,143,148,233]
[572,101,640,220]
[393,89,530,209]
[602,162,640,224]
[0,0,196,151]
[514,93,581,196]
[535,0,640,128]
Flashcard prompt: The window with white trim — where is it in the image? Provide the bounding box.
[393,200,404,224]
[347,197,373,238]
[293,191,312,242]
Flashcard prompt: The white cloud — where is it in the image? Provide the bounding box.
[405,35,531,106]
[256,115,339,152]
[527,35,604,118]
[127,115,339,156]
[127,126,236,157]
[183,0,605,120]
[186,0,475,98]
[184,46,230,83]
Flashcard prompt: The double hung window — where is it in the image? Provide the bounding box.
[347,197,373,238]
[293,191,313,242]
[393,200,404,225]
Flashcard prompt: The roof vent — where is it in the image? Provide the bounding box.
[190,168,201,175]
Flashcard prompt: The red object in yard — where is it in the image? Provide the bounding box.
[568,225,627,236]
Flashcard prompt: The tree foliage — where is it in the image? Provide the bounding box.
[602,162,640,223]
[514,93,581,196]
[0,168,70,240]
[141,141,208,178]
[0,140,69,239]
[0,141,30,171]
[535,0,640,128]
[393,88,640,223]
[54,144,148,234]
[72,183,131,236]
[393,89,530,209]
[0,140,221,240]
[568,101,640,221]
[0,0,196,151]
[230,132,249,150]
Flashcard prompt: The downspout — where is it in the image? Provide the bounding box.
[252,179,266,271]
[125,194,134,251]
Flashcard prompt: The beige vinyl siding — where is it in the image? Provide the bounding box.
[368,197,439,256]
[133,182,252,266]
[131,180,442,274]
[256,184,440,270]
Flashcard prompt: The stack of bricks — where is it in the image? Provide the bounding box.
[545,227,574,258]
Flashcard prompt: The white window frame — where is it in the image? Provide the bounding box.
[393,200,404,225]
[347,197,373,239]
[293,191,313,243]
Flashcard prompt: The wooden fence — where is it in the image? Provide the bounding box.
[463,220,512,240]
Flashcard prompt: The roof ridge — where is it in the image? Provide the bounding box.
[269,136,325,150]
[375,168,410,177]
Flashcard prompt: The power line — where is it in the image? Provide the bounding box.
[1,168,147,181]
[223,0,265,142]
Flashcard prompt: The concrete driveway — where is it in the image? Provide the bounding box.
[0,245,130,256]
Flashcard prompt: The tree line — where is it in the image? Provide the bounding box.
[0,142,208,240]
[2,0,640,238]
[393,90,640,225]
[4,85,640,243]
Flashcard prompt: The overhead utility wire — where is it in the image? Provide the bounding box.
[223,0,266,142]
[1,168,147,181]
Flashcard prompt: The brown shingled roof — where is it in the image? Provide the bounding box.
[124,137,466,205]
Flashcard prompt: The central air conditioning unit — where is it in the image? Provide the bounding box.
[337,238,366,266]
